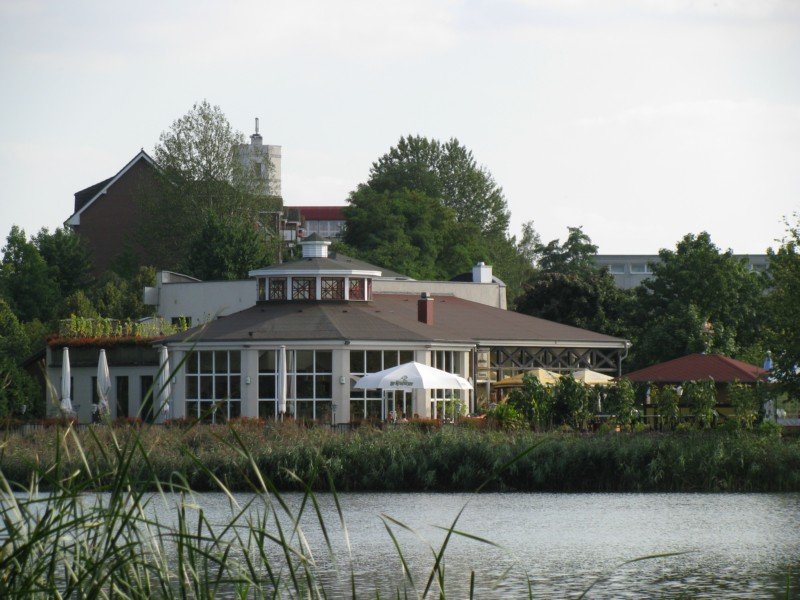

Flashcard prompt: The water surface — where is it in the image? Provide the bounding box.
[169,491,800,598]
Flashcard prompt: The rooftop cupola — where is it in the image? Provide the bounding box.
[300,233,331,258]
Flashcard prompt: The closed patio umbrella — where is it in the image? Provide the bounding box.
[60,347,73,414]
[96,349,111,417]
[277,345,287,416]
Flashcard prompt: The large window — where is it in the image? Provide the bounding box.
[116,376,129,418]
[629,263,652,275]
[185,350,242,422]
[430,350,464,420]
[258,349,332,421]
[350,349,414,420]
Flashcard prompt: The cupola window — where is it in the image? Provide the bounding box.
[321,277,345,300]
[269,277,287,300]
[292,277,316,300]
[349,278,365,301]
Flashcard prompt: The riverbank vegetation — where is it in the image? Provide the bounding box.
[2,421,798,494]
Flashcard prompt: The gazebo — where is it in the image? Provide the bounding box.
[625,353,768,419]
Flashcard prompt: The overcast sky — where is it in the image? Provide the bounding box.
[1,0,798,254]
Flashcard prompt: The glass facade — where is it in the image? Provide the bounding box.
[185,350,242,422]
[258,349,332,421]
[430,350,463,420]
[350,349,414,420]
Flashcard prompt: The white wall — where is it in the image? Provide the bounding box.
[149,276,507,324]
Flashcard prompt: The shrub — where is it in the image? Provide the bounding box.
[684,379,717,428]
[729,382,760,429]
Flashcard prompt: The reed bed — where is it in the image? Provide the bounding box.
[0,423,523,598]
[0,423,797,598]
[2,422,799,493]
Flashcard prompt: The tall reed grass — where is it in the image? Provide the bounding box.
[0,423,797,598]
[0,423,527,598]
[2,423,798,493]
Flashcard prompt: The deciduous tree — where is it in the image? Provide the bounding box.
[368,135,510,237]
[141,100,279,270]
[0,226,58,323]
[765,214,800,397]
[630,232,765,368]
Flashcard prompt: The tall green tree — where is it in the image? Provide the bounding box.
[765,214,800,397]
[92,267,156,321]
[141,100,279,270]
[180,212,276,281]
[345,135,533,298]
[630,232,765,369]
[33,227,95,300]
[342,187,484,280]
[368,135,510,237]
[514,226,631,336]
[533,226,599,275]
[0,299,39,418]
[0,226,58,323]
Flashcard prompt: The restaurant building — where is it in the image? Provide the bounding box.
[158,236,629,425]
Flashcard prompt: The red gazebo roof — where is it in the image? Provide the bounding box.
[625,353,767,383]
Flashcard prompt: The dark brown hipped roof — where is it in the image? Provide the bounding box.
[625,353,767,383]
[164,293,627,346]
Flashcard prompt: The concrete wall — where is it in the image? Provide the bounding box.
[374,279,507,309]
[154,279,256,324]
[148,274,508,323]
[594,254,769,290]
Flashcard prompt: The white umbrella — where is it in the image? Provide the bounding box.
[96,349,111,417]
[157,346,171,421]
[355,361,473,391]
[569,369,615,386]
[60,347,73,414]
[277,345,287,416]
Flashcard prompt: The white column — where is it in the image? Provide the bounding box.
[241,349,259,417]
[456,351,470,416]
[414,349,431,418]
[172,350,186,419]
[332,347,350,424]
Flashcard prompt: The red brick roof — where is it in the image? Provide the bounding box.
[625,353,767,383]
[294,206,346,220]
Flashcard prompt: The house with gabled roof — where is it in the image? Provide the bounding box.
[65,150,161,274]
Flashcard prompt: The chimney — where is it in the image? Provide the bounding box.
[418,292,434,325]
[472,261,493,283]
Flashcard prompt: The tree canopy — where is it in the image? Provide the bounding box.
[343,135,533,298]
[765,215,800,396]
[0,226,58,323]
[141,100,279,273]
[629,232,766,368]
[342,187,485,280]
[514,226,630,336]
[367,135,510,238]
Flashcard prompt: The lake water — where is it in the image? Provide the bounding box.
[161,491,800,598]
